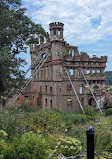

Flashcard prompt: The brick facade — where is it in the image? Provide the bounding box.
[23,22,112,112]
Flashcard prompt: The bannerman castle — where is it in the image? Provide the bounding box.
[18,22,112,112]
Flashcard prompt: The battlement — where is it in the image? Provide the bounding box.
[49,22,64,30]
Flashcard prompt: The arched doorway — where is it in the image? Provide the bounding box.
[88,97,96,107]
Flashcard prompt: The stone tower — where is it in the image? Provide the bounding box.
[49,22,64,81]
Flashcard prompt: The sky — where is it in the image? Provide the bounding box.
[21,0,112,76]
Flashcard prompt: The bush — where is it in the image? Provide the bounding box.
[105,108,112,116]
[1,131,52,159]
[62,113,87,130]
[26,110,66,134]
[0,110,27,141]
[84,106,95,116]
[0,130,8,140]
[19,103,38,112]
[56,136,82,157]
[107,139,112,153]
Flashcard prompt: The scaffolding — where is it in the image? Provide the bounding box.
[64,67,85,114]
[79,68,102,113]
[5,52,51,109]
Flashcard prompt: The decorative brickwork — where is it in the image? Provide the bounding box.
[24,22,112,112]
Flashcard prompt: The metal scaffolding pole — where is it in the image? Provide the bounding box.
[0,51,45,109]
[5,51,45,99]
[64,67,85,114]
[79,68,102,114]
[5,52,51,109]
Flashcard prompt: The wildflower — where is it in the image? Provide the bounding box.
[61,123,64,127]
[65,128,67,132]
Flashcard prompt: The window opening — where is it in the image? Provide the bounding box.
[58,30,61,36]
[79,84,83,94]
[54,29,56,35]
[87,70,90,74]
[50,100,52,108]
[45,99,47,106]
[50,87,52,94]
[67,98,72,109]
[45,85,47,93]
[69,69,74,76]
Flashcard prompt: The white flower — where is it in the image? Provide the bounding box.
[65,128,67,132]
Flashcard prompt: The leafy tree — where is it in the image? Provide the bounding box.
[0,0,48,103]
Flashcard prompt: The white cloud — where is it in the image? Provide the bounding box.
[22,0,112,45]
[22,0,112,71]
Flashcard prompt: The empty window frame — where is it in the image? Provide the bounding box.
[40,86,42,92]
[44,69,46,78]
[25,96,28,102]
[97,70,101,74]
[50,99,52,108]
[67,84,72,92]
[77,70,80,75]
[72,50,74,57]
[45,98,47,106]
[58,30,61,36]
[45,85,47,93]
[54,29,56,35]
[79,84,83,94]
[69,69,74,76]
[92,70,95,73]
[33,96,34,103]
[41,70,43,78]
[87,70,90,74]
[50,87,52,94]
[67,98,72,109]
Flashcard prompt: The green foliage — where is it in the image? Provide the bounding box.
[0,107,112,157]
[107,139,112,153]
[0,109,27,141]
[0,131,52,159]
[20,103,38,112]
[0,130,8,140]
[57,136,82,157]
[62,112,87,130]
[105,108,112,116]
[0,0,48,99]
[91,72,100,76]
[94,125,112,153]
[84,106,95,116]
[26,109,66,135]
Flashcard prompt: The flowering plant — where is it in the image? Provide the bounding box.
[56,136,82,156]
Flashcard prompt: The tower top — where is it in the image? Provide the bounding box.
[49,22,64,30]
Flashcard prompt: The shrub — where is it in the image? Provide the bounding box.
[62,113,87,130]
[94,124,112,153]
[0,110,27,141]
[0,130,8,140]
[105,108,112,116]
[26,110,66,134]
[106,140,112,153]
[56,135,82,157]
[19,103,38,112]
[1,131,52,159]
[84,106,95,116]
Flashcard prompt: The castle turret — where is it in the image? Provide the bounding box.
[49,22,64,81]
[49,22,64,41]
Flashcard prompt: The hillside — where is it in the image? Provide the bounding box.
[106,71,112,85]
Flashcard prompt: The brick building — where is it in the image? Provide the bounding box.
[24,22,110,112]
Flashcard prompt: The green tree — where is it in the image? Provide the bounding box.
[0,0,48,103]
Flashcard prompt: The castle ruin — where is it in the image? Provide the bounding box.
[24,22,111,112]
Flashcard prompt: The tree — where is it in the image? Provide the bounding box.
[0,0,48,103]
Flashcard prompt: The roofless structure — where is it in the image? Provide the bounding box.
[22,22,110,112]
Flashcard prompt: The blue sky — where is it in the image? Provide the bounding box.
[21,0,112,77]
